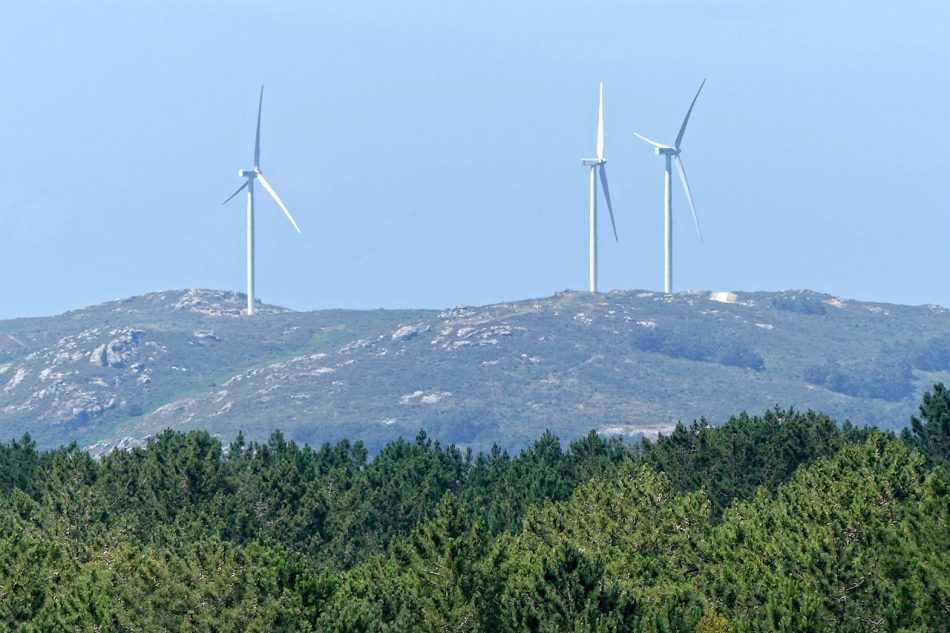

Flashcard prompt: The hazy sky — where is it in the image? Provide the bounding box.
[2,1,948,319]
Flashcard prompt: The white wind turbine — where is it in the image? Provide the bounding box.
[635,79,706,295]
[580,82,619,293]
[222,86,302,316]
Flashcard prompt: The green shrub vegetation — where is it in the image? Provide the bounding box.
[0,385,947,631]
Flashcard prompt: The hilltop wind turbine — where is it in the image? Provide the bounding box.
[222,86,302,316]
[580,82,618,293]
[635,79,706,295]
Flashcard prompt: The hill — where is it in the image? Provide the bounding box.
[2,288,949,453]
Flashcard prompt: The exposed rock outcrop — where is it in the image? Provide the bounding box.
[90,329,143,368]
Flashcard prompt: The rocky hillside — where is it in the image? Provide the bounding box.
[2,289,949,454]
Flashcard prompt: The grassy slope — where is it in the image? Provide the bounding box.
[2,289,949,453]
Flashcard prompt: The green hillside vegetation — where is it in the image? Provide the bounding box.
[0,386,947,631]
[4,289,950,455]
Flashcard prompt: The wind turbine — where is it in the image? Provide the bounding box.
[222,86,302,316]
[580,81,619,293]
[635,78,706,295]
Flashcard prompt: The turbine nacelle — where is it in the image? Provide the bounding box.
[656,147,678,156]
[238,169,259,179]
[581,158,606,166]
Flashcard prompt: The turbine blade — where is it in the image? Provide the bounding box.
[257,173,302,233]
[599,165,618,242]
[674,156,702,242]
[634,133,667,149]
[254,85,263,169]
[596,82,605,160]
[222,180,249,205]
[674,78,706,149]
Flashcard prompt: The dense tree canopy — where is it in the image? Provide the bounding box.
[0,386,946,631]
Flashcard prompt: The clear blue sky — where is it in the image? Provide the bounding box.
[1,1,948,319]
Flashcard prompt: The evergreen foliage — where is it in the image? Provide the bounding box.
[639,409,871,519]
[0,391,947,630]
[803,351,915,402]
[902,382,950,466]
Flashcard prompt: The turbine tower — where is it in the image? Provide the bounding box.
[580,82,618,293]
[635,79,706,295]
[222,86,302,316]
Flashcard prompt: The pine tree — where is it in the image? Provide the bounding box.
[903,382,950,466]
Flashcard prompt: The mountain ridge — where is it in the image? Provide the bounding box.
[2,288,949,454]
